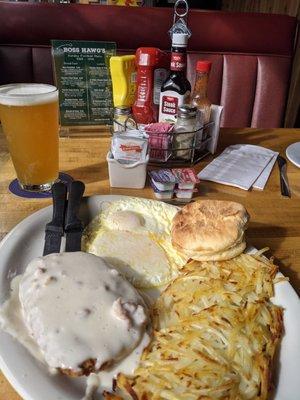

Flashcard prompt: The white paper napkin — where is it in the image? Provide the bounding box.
[198,144,277,191]
[252,152,278,190]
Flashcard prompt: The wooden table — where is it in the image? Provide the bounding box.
[0,127,300,399]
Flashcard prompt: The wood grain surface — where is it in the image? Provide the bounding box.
[0,127,300,399]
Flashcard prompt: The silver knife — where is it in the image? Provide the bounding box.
[43,182,67,256]
[277,155,291,198]
[65,181,85,252]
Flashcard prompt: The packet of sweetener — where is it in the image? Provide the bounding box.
[112,131,148,164]
[143,123,174,162]
[144,122,174,134]
[171,168,200,189]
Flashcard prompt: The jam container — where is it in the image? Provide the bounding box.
[150,180,174,200]
[172,168,199,189]
[175,188,198,200]
[149,169,176,191]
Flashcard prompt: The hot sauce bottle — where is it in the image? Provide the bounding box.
[159,33,191,123]
[191,60,212,124]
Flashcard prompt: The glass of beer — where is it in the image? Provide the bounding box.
[0,83,59,192]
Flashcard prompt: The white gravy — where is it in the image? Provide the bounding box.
[1,252,149,378]
[83,331,150,399]
[0,275,44,363]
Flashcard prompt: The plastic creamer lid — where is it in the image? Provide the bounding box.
[149,169,176,184]
[172,168,200,183]
[172,33,189,47]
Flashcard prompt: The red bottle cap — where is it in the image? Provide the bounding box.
[135,47,169,68]
[196,60,212,72]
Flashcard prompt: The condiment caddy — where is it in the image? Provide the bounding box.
[110,104,222,166]
[146,104,223,166]
[106,0,222,196]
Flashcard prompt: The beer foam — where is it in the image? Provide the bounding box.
[0,84,58,106]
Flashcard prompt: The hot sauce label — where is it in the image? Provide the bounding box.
[170,53,186,71]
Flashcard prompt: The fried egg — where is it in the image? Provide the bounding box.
[82,198,188,288]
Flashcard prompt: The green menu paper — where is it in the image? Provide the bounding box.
[52,40,116,126]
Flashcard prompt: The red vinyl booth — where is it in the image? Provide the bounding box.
[0,3,297,128]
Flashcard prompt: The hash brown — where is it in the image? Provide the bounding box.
[104,252,283,400]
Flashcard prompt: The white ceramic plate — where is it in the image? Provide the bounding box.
[0,195,299,400]
[286,142,300,168]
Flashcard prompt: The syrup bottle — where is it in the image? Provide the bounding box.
[159,33,191,123]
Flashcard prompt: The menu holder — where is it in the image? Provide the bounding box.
[52,40,116,137]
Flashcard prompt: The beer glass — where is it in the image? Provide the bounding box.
[0,83,59,192]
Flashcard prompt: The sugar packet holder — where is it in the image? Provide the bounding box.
[108,130,149,189]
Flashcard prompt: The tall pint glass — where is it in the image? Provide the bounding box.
[0,83,59,192]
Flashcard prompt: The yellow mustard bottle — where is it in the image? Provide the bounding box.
[110,55,136,108]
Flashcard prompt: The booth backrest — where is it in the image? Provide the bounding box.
[0,3,297,128]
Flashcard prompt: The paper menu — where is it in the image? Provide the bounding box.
[198,144,278,191]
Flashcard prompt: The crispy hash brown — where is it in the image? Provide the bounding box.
[154,253,278,330]
[104,252,284,400]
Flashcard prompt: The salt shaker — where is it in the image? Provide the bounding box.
[174,105,199,160]
[113,106,136,132]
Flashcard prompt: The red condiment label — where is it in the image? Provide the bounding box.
[120,144,142,153]
[172,168,200,183]
[170,52,186,71]
[161,95,178,116]
[136,74,149,102]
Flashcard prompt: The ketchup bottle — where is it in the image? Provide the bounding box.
[133,48,169,125]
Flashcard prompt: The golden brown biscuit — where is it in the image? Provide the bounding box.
[172,200,249,255]
[182,239,247,261]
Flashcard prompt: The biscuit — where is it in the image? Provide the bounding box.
[182,239,247,261]
[172,200,249,259]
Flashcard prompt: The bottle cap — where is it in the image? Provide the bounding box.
[196,60,212,72]
[172,33,189,47]
[178,105,197,118]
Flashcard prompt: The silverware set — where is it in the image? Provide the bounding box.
[43,181,85,256]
